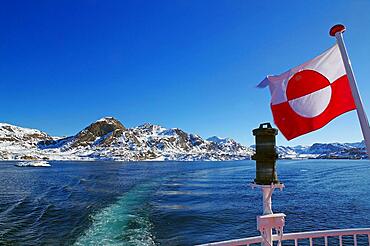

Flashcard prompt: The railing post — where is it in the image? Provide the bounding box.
[196,228,370,246]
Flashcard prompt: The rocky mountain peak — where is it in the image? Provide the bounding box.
[95,116,119,123]
[3,118,366,161]
[0,119,253,161]
[136,123,167,135]
[207,136,230,144]
[0,123,51,144]
[0,123,53,160]
[71,117,126,147]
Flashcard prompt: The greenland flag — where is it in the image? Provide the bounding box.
[258,44,356,140]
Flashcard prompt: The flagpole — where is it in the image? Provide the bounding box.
[330,24,370,156]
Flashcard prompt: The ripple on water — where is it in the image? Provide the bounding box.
[1,160,370,245]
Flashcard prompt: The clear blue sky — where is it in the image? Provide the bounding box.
[1,1,370,146]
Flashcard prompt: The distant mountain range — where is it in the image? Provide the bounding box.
[276,141,367,159]
[0,117,252,161]
[0,117,367,161]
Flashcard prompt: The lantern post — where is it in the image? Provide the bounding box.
[251,123,285,246]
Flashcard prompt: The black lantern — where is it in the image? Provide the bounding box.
[252,123,279,185]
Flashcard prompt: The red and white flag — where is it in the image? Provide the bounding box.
[258,44,356,140]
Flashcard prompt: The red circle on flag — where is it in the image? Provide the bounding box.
[286,70,331,100]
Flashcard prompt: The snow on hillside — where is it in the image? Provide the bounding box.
[207,136,228,144]
[0,118,367,161]
[0,123,53,160]
[0,118,253,161]
[275,141,367,159]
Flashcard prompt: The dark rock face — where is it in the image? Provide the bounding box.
[38,117,127,149]
[71,117,126,147]
[38,137,74,149]
[173,128,192,151]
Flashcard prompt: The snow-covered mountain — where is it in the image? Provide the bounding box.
[0,117,253,161]
[0,117,367,161]
[0,123,54,160]
[276,141,367,159]
[207,136,229,144]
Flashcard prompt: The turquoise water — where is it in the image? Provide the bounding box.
[0,160,369,245]
[75,181,158,246]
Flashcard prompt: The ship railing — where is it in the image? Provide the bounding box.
[197,228,370,246]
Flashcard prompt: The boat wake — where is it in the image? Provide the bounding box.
[74,181,159,246]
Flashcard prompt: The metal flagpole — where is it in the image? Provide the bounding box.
[330,24,370,156]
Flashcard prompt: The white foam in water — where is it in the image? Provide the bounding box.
[74,182,157,246]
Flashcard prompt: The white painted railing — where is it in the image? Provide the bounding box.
[198,228,370,246]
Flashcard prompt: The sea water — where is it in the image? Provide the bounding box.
[0,160,369,245]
